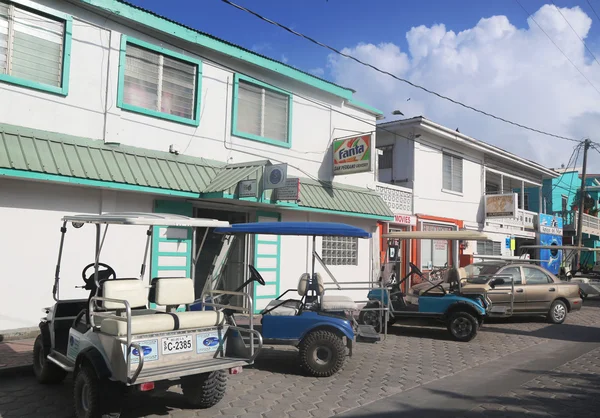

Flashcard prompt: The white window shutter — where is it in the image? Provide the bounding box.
[442,153,452,190]
[263,89,289,142]
[10,6,64,87]
[0,3,8,75]
[237,80,262,136]
[123,43,197,119]
[452,155,463,193]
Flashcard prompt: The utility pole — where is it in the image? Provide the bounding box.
[574,138,592,272]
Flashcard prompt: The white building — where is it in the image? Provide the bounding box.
[0,0,393,332]
[375,117,558,283]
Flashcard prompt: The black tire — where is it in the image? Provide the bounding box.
[73,365,123,418]
[548,299,568,324]
[33,334,67,384]
[181,370,227,409]
[298,330,346,377]
[358,302,384,333]
[447,311,479,342]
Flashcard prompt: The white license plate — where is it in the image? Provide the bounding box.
[161,335,193,355]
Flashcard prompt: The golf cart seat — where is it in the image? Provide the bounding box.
[298,273,358,311]
[99,278,224,336]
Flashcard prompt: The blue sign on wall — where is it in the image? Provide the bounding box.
[538,214,563,275]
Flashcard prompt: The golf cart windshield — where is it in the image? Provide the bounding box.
[464,263,503,283]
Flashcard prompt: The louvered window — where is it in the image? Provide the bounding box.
[120,38,200,125]
[234,76,291,146]
[476,241,502,256]
[442,153,463,193]
[0,1,68,92]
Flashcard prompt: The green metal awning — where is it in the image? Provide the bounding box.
[292,178,394,219]
[202,160,268,195]
[0,123,222,196]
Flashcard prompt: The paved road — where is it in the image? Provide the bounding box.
[1,300,600,418]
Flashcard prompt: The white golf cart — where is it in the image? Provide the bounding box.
[34,212,262,418]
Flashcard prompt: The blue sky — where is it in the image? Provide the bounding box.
[127,0,599,83]
[127,1,600,168]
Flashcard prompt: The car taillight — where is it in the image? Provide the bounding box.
[139,382,155,392]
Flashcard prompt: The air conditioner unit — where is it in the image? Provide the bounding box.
[263,164,288,190]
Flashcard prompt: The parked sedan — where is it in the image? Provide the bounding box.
[409,261,582,324]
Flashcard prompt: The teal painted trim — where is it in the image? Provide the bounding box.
[231,73,293,149]
[154,251,190,257]
[153,265,190,271]
[80,0,353,100]
[116,35,203,127]
[201,192,262,202]
[263,281,277,285]
[276,201,394,221]
[0,1,72,96]
[347,98,383,116]
[0,168,201,198]
[256,240,278,245]
[253,210,281,313]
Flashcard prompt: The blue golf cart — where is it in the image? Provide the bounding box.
[359,230,513,342]
[191,221,382,377]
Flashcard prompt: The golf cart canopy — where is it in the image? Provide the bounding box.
[519,245,600,252]
[214,222,371,238]
[62,212,230,228]
[383,231,489,240]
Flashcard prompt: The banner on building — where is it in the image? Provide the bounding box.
[332,134,372,175]
[539,213,563,276]
[485,193,518,218]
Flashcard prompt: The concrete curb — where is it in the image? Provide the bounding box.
[0,327,39,342]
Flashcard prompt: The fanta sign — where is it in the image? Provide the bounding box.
[332,134,372,175]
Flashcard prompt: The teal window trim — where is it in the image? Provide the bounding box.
[253,210,281,313]
[117,35,203,127]
[80,0,353,101]
[232,73,293,149]
[0,168,201,198]
[0,0,72,96]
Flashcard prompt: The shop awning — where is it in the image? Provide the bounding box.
[202,161,268,195]
[0,123,222,197]
[287,178,394,220]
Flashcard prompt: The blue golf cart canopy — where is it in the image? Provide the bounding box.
[214,222,371,238]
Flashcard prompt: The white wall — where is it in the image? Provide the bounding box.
[0,0,378,189]
[412,135,483,223]
[0,178,154,331]
[276,211,377,305]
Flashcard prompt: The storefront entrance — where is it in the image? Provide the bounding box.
[194,207,248,305]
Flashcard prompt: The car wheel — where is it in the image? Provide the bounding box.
[298,330,346,377]
[181,370,227,409]
[548,300,568,324]
[33,334,67,384]
[447,311,479,342]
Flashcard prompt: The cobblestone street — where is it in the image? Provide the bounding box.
[2,300,600,418]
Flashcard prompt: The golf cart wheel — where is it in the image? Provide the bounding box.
[548,300,568,324]
[181,370,227,409]
[33,334,67,384]
[298,330,346,377]
[447,311,479,342]
[73,365,123,418]
[358,302,383,333]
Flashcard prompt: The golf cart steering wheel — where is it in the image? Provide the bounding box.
[248,265,266,286]
[409,262,424,277]
[81,262,117,289]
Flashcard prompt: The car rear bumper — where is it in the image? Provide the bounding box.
[568,297,583,311]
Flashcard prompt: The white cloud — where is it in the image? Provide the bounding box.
[281,54,289,63]
[327,4,600,170]
[309,67,325,77]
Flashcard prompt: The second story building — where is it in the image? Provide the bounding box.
[0,0,392,331]
[376,116,558,283]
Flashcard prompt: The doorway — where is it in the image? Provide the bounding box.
[194,207,247,305]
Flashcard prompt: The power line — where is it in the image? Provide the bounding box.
[550,2,600,68]
[220,0,582,143]
[586,0,600,23]
[514,0,600,97]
